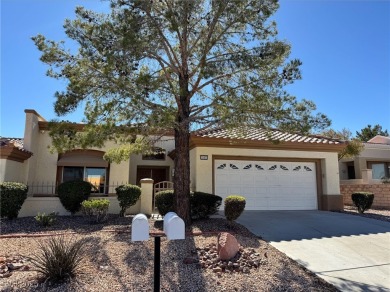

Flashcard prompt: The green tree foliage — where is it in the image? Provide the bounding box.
[356,124,389,142]
[33,0,330,224]
[321,128,364,160]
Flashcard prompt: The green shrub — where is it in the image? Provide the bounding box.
[81,198,110,223]
[190,192,222,219]
[28,236,86,282]
[381,176,390,184]
[351,192,374,213]
[224,195,246,222]
[155,190,175,216]
[35,212,57,227]
[0,182,28,219]
[57,181,91,215]
[155,190,222,219]
[115,184,142,216]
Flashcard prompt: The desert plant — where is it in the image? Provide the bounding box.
[28,236,86,282]
[155,190,175,216]
[81,198,110,223]
[35,212,57,227]
[0,182,28,219]
[190,192,222,219]
[381,176,390,184]
[57,181,91,214]
[115,184,141,216]
[351,192,374,213]
[224,195,246,222]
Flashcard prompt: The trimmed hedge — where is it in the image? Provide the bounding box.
[155,190,175,216]
[224,195,246,222]
[115,184,142,216]
[57,181,92,214]
[0,182,28,219]
[190,192,222,219]
[81,198,110,223]
[154,190,222,219]
[351,192,374,213]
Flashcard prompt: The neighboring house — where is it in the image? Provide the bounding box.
[0,109,346,216]
[339,135,390,183]
[339,135,390,209]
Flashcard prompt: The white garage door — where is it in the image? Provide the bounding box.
[215,159,318,210]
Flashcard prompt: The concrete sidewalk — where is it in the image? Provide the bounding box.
[236,211,390,292]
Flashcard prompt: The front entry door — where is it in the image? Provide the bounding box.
[136,167,169,185]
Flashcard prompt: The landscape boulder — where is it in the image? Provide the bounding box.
[217,232,239,260]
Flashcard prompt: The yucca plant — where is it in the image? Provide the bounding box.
[28,236,86,282]
[35,212,57,227]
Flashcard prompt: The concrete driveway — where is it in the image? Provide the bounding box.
[236,211,390,292]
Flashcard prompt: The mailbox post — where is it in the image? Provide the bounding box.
[131,212,185,292]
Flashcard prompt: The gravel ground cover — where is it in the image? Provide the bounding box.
[0,215,337,292]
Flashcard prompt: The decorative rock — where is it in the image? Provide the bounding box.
[21,265,30,271]
[7,263,24,270]
[0,257,6,263]
[189,242,262,274]
[0,272,12,278]
[213,267,222,273]
[183,257,198,264]
[217,232,239,261]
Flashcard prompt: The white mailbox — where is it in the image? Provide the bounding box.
[132,213,149,242]
[163,212,185,240]
[163,212,177,233]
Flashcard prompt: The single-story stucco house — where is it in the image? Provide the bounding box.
[0,109,346,216]
[339,135,390,209]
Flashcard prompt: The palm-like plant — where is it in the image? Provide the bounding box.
[28,236,86,282]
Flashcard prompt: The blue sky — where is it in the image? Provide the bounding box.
[1,0,389,138]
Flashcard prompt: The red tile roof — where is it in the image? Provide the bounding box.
[194,127,344,145]
[0,137,31,152]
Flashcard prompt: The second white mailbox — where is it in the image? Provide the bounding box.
[163,212,185,240]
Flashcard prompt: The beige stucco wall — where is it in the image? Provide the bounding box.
[24,111,44,183]
[17,178,157,217]
[0,159,27,182]
[18,196,140,217]
[33,132,59,183]
[21,113,174,196]
[25,132,133,191]
[190,147,197,191]
[190,146,341,196]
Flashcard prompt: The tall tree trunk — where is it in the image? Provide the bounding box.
[174,70,191,225]
[174,124,191,225]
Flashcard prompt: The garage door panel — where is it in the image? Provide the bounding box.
[215,159,317,211]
